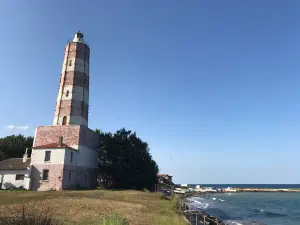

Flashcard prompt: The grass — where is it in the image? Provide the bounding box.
[0,190,186,225]
[0,201,62,225]
[101,213,129,225]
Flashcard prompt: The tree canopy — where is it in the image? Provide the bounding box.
[0,135,33,160]
[97,128,159,190]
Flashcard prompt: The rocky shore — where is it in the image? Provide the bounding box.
[184,209,225,225]
[178,195,225,225]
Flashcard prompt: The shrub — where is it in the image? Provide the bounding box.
[101,213,129,225]
[0,201,62,225]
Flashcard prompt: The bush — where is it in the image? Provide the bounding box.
[101,213,129,225]
[1,201,62,225]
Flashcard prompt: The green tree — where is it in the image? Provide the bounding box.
[0,150,5,161]
[0,135,34,160]
[98,128,159,190]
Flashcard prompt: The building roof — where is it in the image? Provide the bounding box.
[32,143,75,150]
[157,174,172,177]
[0,158,31,170]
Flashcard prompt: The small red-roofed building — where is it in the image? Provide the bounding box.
[157,174,173,184]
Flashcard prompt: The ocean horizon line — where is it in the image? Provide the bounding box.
[176,184,300,189]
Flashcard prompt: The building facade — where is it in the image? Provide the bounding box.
[0,153,31,190]
[29,32,100,191]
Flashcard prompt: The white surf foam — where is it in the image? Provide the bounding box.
[226,220,243,225]
[225,221,244,225]
[226,220,266,225]
[191,199,210,209]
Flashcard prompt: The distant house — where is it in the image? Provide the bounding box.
[0,152,31,190]
[157,174,173,184]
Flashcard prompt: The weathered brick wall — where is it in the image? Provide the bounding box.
[30,164,64,191]
[33,125,81,149]
[31,164,96,191]
[64,71,89,89]
[70,42,90,60]
[33,125,100,150]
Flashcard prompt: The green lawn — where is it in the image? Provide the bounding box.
[0,190,186,225]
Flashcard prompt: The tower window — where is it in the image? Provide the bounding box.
[69,170,72,180]
[68,60,72,66]
[70,151,73,163]
[66,90,69,97]
[62,116,67,125]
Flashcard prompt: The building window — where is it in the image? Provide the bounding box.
[70,151,73,163]
[16,174,25,180]
[42,170,49,180]
[69,170,72,180]
[62,116,67,125]
[68,60,72,66]
[66,90,69,97]
[44,151,51,162]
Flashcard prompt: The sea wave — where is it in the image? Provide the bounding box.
[264,210,287,218]
[188,192,300,225]
[251,208,288,217]
[190,199,210,209]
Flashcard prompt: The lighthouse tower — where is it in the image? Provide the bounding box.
[29,32,100,191]
[53,32,90,127]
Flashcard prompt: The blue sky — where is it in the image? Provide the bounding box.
[1,1,300,184]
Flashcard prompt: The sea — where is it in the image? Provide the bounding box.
[186,184,300,225]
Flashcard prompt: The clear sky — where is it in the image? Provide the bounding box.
[1,0,300,184]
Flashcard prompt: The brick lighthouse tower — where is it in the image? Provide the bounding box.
[53,32,90,127]
[29,32,100,191]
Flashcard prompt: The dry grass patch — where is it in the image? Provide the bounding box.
[0,190,185,225]
[0,201,63,225]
